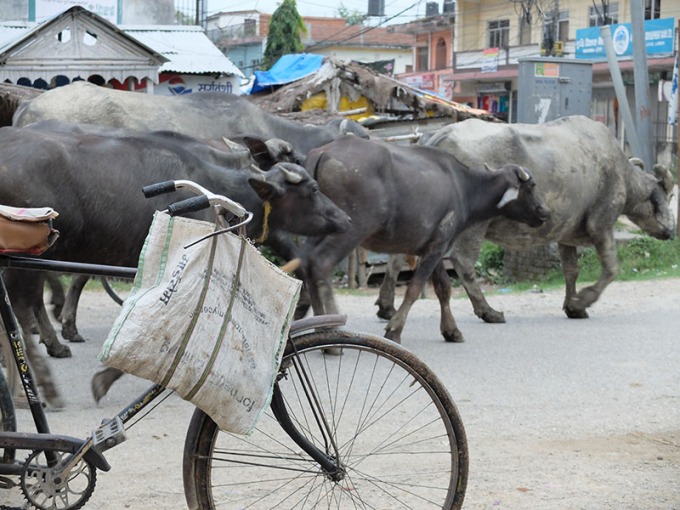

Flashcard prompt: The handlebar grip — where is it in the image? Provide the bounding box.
[142,181,177,198]
[167,196,211,217]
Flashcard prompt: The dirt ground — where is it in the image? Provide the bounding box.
[2,277,680,509]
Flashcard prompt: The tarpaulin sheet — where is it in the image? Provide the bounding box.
[250,53,324,94]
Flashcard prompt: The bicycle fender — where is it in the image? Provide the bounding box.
[289,314,347,336]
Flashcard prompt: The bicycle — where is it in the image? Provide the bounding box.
[0,180,468,509]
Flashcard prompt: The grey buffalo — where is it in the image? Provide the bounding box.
[375,116,676,324]
[298,135,550,344]
[12,81,369,156]
[0,123,350,405]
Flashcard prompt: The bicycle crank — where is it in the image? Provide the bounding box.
[20,449,97,510]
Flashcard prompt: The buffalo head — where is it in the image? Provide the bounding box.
[625,162,676,240]
[494,164,550,228]
[248,162,351,238]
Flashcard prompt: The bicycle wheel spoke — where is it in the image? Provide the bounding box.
[184,330,467,509]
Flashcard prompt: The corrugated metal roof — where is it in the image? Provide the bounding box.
[122,25,244,78]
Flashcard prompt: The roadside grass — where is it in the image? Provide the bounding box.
[480,236,680,294]
[77,235,679,299]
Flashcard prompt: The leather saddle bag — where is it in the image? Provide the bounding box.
[0,205,59,255]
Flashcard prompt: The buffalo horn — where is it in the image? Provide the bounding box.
[652,164,674,195]
[279,165,303,184]
[222,136,246,152]
[517,166,531,182]
[483,162,494,172]
[629,157,645,171]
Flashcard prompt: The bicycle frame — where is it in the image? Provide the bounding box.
[0,253,347,481]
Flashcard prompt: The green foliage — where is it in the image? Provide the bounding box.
[336,4,366,25]
[262,0,306,70]
[502,236,680,293]
[474,242,506,284]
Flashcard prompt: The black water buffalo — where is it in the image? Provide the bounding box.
[375,116,676,323]
[298,135,550,344]
[0,124,351,405]
[12,81,369,156]
[23,120,305,345]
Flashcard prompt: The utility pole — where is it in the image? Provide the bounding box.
[630,0,654,170]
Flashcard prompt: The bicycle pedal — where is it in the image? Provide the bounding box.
[91,416,126,453]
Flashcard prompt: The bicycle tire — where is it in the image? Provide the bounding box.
[183,329,468,509]
[100,277,125,306]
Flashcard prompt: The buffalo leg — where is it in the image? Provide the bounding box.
[430,259,465,342]
[374,254,405,320]
[5,270,72,358]
[561,235,618,318]
[384,248,446,344]
[21,330,64,408]
[448,227,505,323]
[61,274,89,343]
[45,272,65,321]
[303,236,360,317]
[558,243,583,317]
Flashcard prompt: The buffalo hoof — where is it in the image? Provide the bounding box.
[479,309,506,324]
[46,343,72,358]
[564,307,589,319]
[443,330,465,343]
[384,328,402,344]
[68,333,87,343]
[376,306,396,321]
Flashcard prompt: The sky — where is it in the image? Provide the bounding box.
[206,0,431,26]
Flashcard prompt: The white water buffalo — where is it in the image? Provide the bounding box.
[375,116,676,324]
[12,81,369,156]
[298,135,550,344]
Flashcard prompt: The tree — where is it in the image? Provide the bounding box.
[262,0,306,70]
[337,4,365,25]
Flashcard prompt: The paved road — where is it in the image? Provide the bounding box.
[5,277,680,509]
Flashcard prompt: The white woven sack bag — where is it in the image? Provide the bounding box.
[100,211,301,434]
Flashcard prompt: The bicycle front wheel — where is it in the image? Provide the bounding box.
[183,329,468,509]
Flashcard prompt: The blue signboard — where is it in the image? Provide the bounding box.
[575,17,674,59]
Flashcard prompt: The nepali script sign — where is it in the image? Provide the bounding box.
[575,17,674,59]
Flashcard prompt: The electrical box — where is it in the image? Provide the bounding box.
[517,57,592,124]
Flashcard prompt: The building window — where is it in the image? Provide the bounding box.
[645,0,661,19]
[544,10,569,42]
[435,38,447,69]
[519,15,531,45]
[416,46,428,71]
[488,19,509,49]
[588,2,618,26]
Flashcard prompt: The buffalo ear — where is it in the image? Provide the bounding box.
[496,186,519,209]
[243,137,276,170]
[248,176,284,200]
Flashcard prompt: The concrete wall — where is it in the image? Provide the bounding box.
[0,0,27,21]
[0,0,175,24]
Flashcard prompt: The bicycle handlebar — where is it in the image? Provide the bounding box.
[142,179,248,218]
